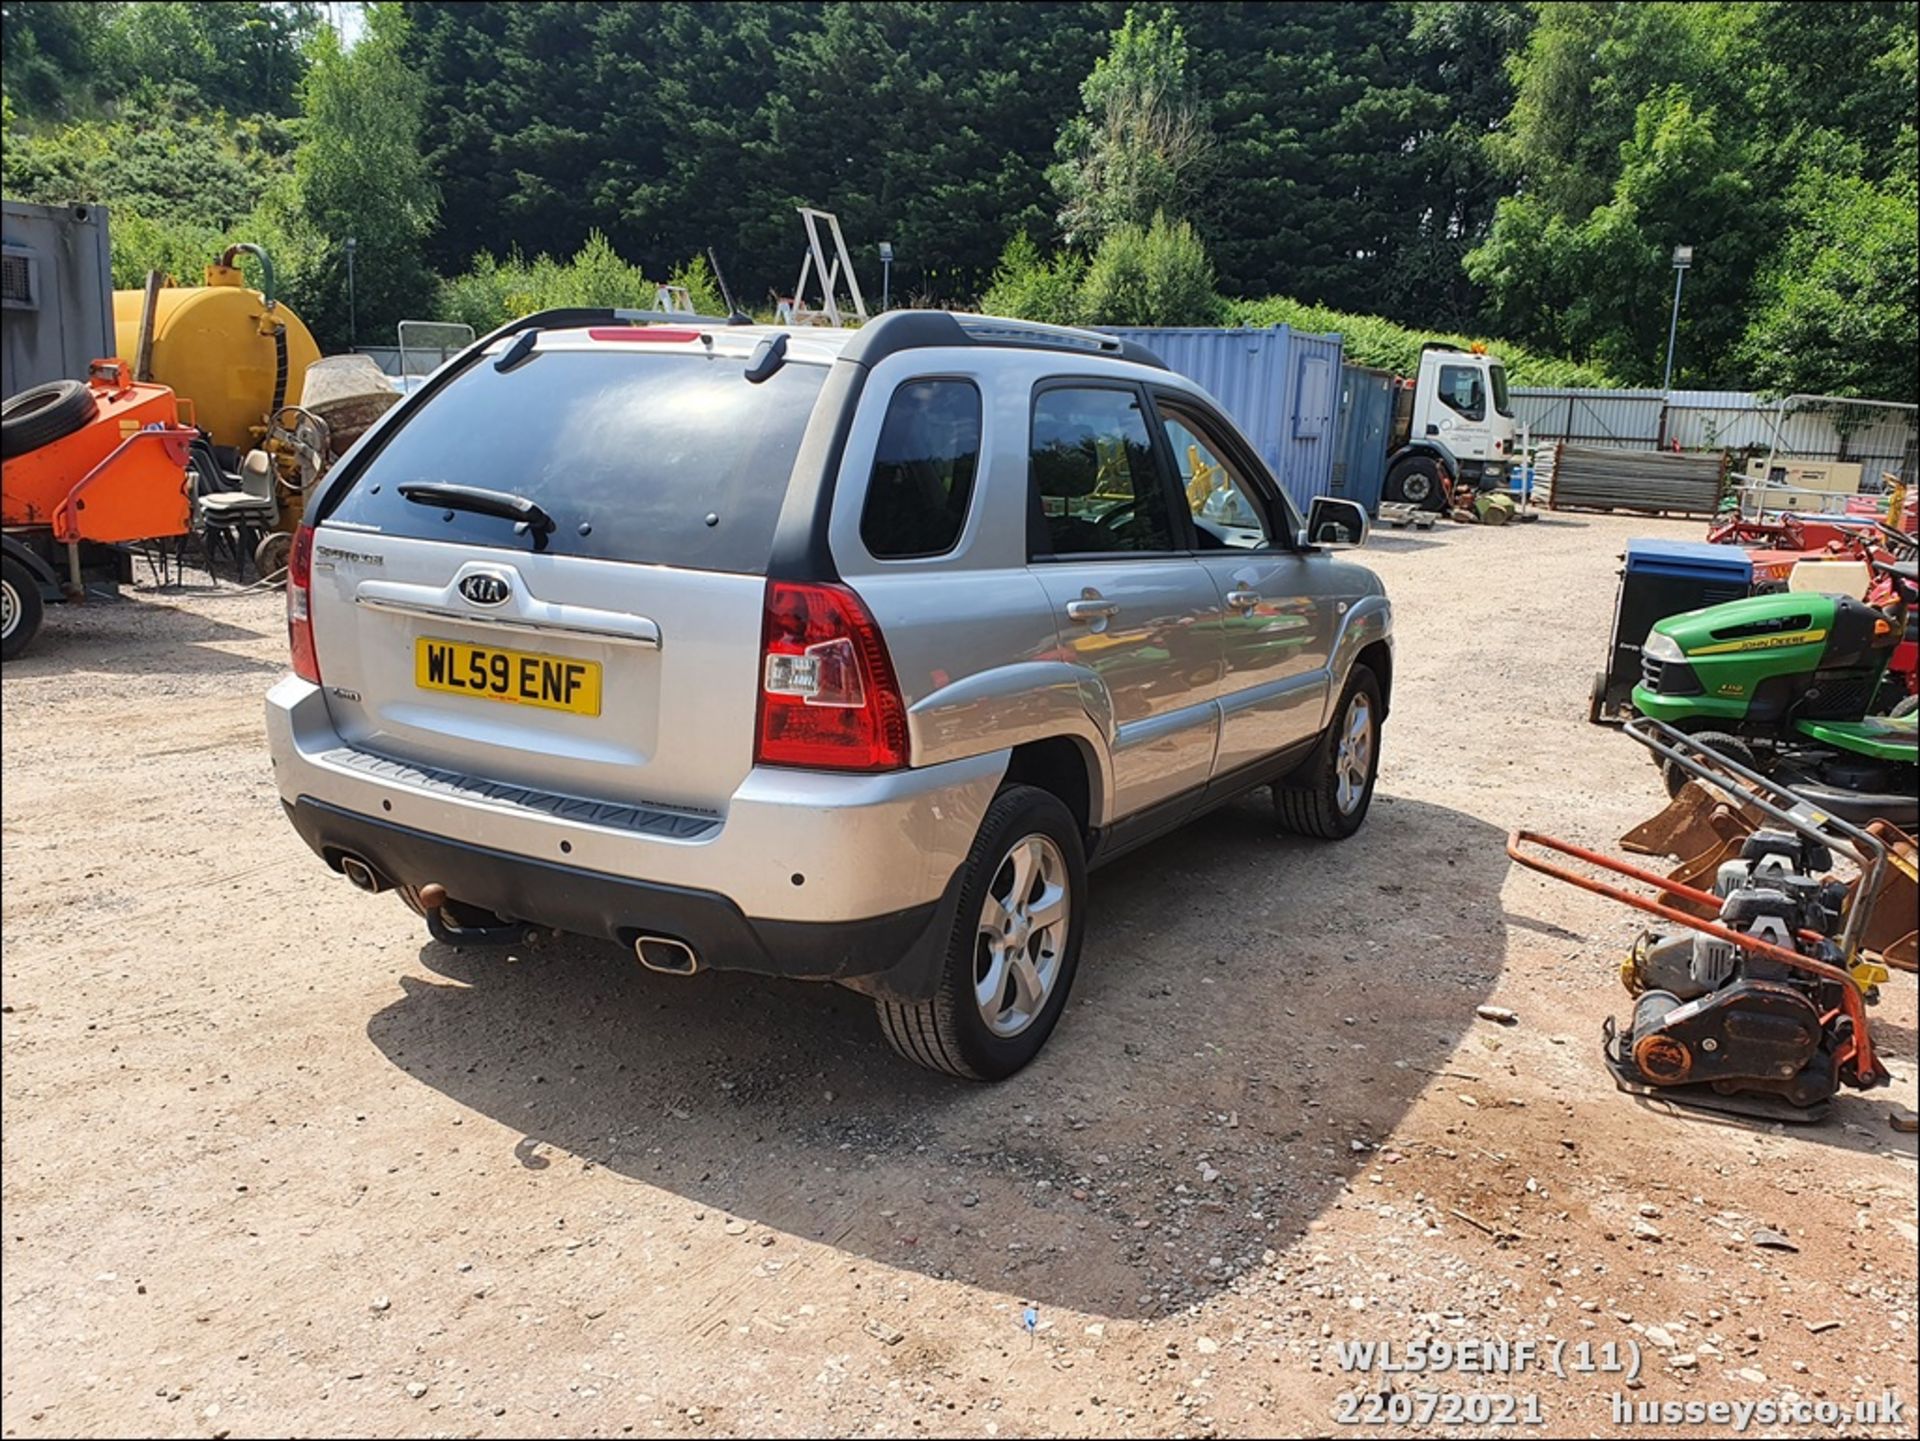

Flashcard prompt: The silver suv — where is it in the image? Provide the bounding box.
[268,310,1391,1079]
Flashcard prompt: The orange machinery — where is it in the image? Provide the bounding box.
[1,359,197,658]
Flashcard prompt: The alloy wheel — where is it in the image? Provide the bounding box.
[974,833,1071,1038]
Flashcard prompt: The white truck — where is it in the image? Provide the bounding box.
[1380,343,1520,510]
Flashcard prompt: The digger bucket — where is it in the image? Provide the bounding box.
[1858,820,1918,973]
[1618,781,1762,860]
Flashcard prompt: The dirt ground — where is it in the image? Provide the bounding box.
[3,510,1915,1439]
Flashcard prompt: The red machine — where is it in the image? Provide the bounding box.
[1,359,197,658]
[1703,511,1918,702]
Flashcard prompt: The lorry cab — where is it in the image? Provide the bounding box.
[1383,343,1518,508]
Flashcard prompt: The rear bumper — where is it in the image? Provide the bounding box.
[283,796,960,996]
[266,675,1004,997]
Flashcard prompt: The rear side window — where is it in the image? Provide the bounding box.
[859,379,982,559]
[324,349,827,574]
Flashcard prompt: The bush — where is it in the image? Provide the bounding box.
[667,253,726,316]
[108,210,233,289]
[980,231,1087,325]
[436,231,655,332]
[1079,211,1223,326]
[1229,295,1615,387]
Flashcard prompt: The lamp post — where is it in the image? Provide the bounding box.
[877,241,894,312]
[1661,244,1692,391]
[344,236,358,349]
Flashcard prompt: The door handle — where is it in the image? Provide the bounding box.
[1225,589,1261,612]
[1065,598,1120,624]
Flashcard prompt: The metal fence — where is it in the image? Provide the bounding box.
[1514,387,1918,483]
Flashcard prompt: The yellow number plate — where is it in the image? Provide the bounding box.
[415,637,602,716]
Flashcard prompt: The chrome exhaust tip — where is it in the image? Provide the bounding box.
[635,935,699,975]
[339,854,385,893]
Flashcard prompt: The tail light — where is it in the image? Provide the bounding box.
[755,580,908,771]
[287,522,321,683]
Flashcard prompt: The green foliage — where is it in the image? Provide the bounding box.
[1737,150,1920,400]
[666,254,726,317]
[980,232,1088,326]
[262,4,439,349]
[1468,0,1919,389]
[1050,8,1212,247]
[2,1,316,120]
[1078,212,1223,326]
[437,231,655,333]
[7,0,1914,399]
[109,211,233,289]
[1229,295,1615,389]
[1,108,295,226]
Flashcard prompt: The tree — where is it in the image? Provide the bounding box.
[1,0,111,116]
[1738,147,1920,400]
[1465,0,1917,392]
[262,3,438,349]
[1050,7,1213,247]
[1077,211,1223,325]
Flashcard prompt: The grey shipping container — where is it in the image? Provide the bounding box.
[1330,363,1393,514]
[1099,324,1345,514]
[2,199,114,398]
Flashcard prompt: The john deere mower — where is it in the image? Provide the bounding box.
[1631,557,1918,829]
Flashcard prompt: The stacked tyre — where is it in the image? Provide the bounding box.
[2,379,100,659]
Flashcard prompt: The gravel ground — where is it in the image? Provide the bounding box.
[3,510,1915,1437]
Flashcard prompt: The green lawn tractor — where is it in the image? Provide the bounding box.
[1631,558,1918,830]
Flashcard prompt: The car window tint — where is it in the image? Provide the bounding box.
[1439,363,1485,420]
[1159,411,1272,549]
[859,379,982,559]
[1028,387,1175,557]
[325,349,826,574]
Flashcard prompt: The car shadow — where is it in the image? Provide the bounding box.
[364,792,1511,1318]
[1358,528,1449,553]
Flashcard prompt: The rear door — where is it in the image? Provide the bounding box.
[1025,380,1222,819]
[305,337,828,814]
[1148,392,1333,773]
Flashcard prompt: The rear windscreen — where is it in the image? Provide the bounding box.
[323,348,828,573]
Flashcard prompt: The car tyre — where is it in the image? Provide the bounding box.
[1,379,97,459]
[1275,664,1382,840]
[2,554,46,661]
[876,784,1087,1081]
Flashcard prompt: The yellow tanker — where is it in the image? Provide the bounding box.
[112,245,321,456]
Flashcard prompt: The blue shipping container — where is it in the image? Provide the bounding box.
[1331,363,1393,515]
[1100,325,1345,514]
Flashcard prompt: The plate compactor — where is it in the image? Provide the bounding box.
[1510,719,1894,1123]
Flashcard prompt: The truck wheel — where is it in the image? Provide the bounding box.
[1384,456,1446,511]
[2,555,47,661]
[876,784,1087,1081]
[1,379,97,459]
[1275,664,1382,839]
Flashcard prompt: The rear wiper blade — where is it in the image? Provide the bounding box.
[399,482,555,534]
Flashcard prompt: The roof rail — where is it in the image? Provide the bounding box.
[841,310,1167,371]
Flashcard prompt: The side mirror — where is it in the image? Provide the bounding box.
[1302,495,1370,550]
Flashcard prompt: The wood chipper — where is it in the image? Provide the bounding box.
[1,358,198,658]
